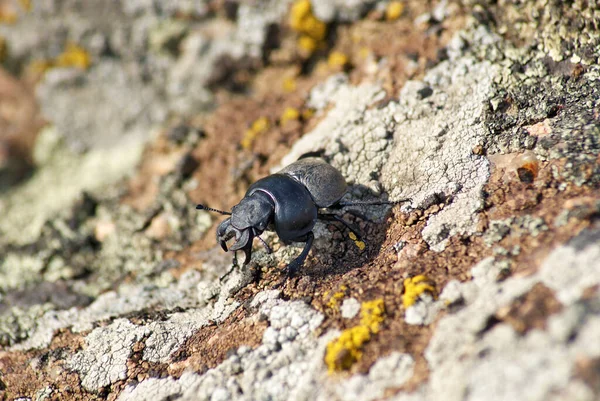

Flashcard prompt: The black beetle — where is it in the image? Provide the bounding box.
[196,157,407,276]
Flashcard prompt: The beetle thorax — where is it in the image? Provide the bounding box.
[230,191,274,234]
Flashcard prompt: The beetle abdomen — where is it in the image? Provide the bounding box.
[248,174,317,243]
[278,157,347,208]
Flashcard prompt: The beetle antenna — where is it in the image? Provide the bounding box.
[196,204,232,215]
[338,198,411,207]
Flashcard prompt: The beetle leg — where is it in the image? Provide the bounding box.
[318,213,363,241]
[242,245,253,265]
[257,236,272,254]
[285,232,314,277]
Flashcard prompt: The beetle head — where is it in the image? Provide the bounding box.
[215,192,274,264]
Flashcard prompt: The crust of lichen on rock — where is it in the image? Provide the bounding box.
[1,0,600,400]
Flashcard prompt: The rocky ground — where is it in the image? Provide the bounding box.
[1,0,600,400]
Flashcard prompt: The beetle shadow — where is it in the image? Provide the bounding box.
[300,183,404,279]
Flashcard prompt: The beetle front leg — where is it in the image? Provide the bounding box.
[219,252,239,281]
[285,232,314,277]
[257,236,272,254]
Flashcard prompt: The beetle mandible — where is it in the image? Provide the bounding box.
[196,157,407,276]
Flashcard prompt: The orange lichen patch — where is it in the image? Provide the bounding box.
[386,1,404,21]
[402,275,437,308]
[325,299,385,373]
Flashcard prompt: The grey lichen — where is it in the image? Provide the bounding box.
[483,216,549,247]
[69,319,150,392]
[282,30,500,251]
[404,293,441,326]
[118,294,327,401]
[280,75,392,199]
[312,0,381,23]
[381,54,496,251]
[10,271,204,350]
[340,298,361,319]
[396,227,600,401]
[328,352,415,401]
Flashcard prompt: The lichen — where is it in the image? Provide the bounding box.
[241,117,270,150]
[403,275,437,308]
[325,299,385,373]
[28,43,91,76]
[280,107,300,126]
[348,232,366,251]
[289,0,327,56]
[327,51,348,69]
[325,285,348,310]
[282,75,298,92]
[385,1,404,21]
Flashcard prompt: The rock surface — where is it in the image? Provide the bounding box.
[1,0,600,400]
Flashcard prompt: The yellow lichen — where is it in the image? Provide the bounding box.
[403,275,437,308]
[326,284,347,309]
[358,46,371,59]
[55,43,91,70]
[327,51,348,69]
[324,325,371,372]
[386,1,404,21]
[280,107,300,125]
[289,0,312,30]
[297,35,318,53]
[27,43,91,76]
[325,298,385,373]
[282,76,297,92]
[289,0,327,55]
[359,299,385,333]
[241,117,270,150]
[301,108,315,120]
[348,232,366,251]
